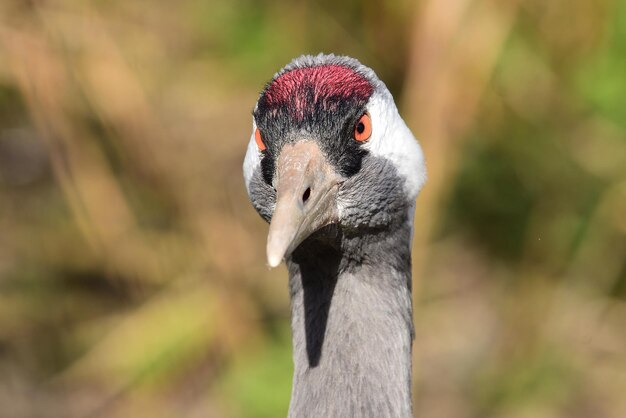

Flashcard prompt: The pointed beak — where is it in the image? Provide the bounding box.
[266,141,343,267]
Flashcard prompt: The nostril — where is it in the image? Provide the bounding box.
[302,187,311,204]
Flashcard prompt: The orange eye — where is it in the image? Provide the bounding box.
[354,113,372,142]
[255,127,266,151]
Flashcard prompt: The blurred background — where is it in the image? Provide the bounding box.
[0,0,625,417]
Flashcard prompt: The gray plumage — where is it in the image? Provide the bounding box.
[244,54,426,418]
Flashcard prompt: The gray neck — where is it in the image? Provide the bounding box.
[285,223,414,418]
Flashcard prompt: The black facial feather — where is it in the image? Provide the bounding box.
[254,93,369,185]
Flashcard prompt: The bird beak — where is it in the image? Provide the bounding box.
[266,141,343,267]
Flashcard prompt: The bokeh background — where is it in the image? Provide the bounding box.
[1,0,625,417]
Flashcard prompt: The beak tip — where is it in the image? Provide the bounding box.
[267,251,284,268]
[267,215,297,267]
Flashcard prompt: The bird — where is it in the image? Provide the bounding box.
[243,54,426,418]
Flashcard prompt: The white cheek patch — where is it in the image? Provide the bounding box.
[243,119,262,195]
[363,92,427,200]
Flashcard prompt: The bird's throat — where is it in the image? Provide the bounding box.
[285,226,414,418]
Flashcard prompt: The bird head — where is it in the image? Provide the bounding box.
[243,54,426,267]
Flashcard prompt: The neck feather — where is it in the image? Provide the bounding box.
[285,223,414,418]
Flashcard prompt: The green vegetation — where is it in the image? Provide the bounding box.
[0,1,624,417]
